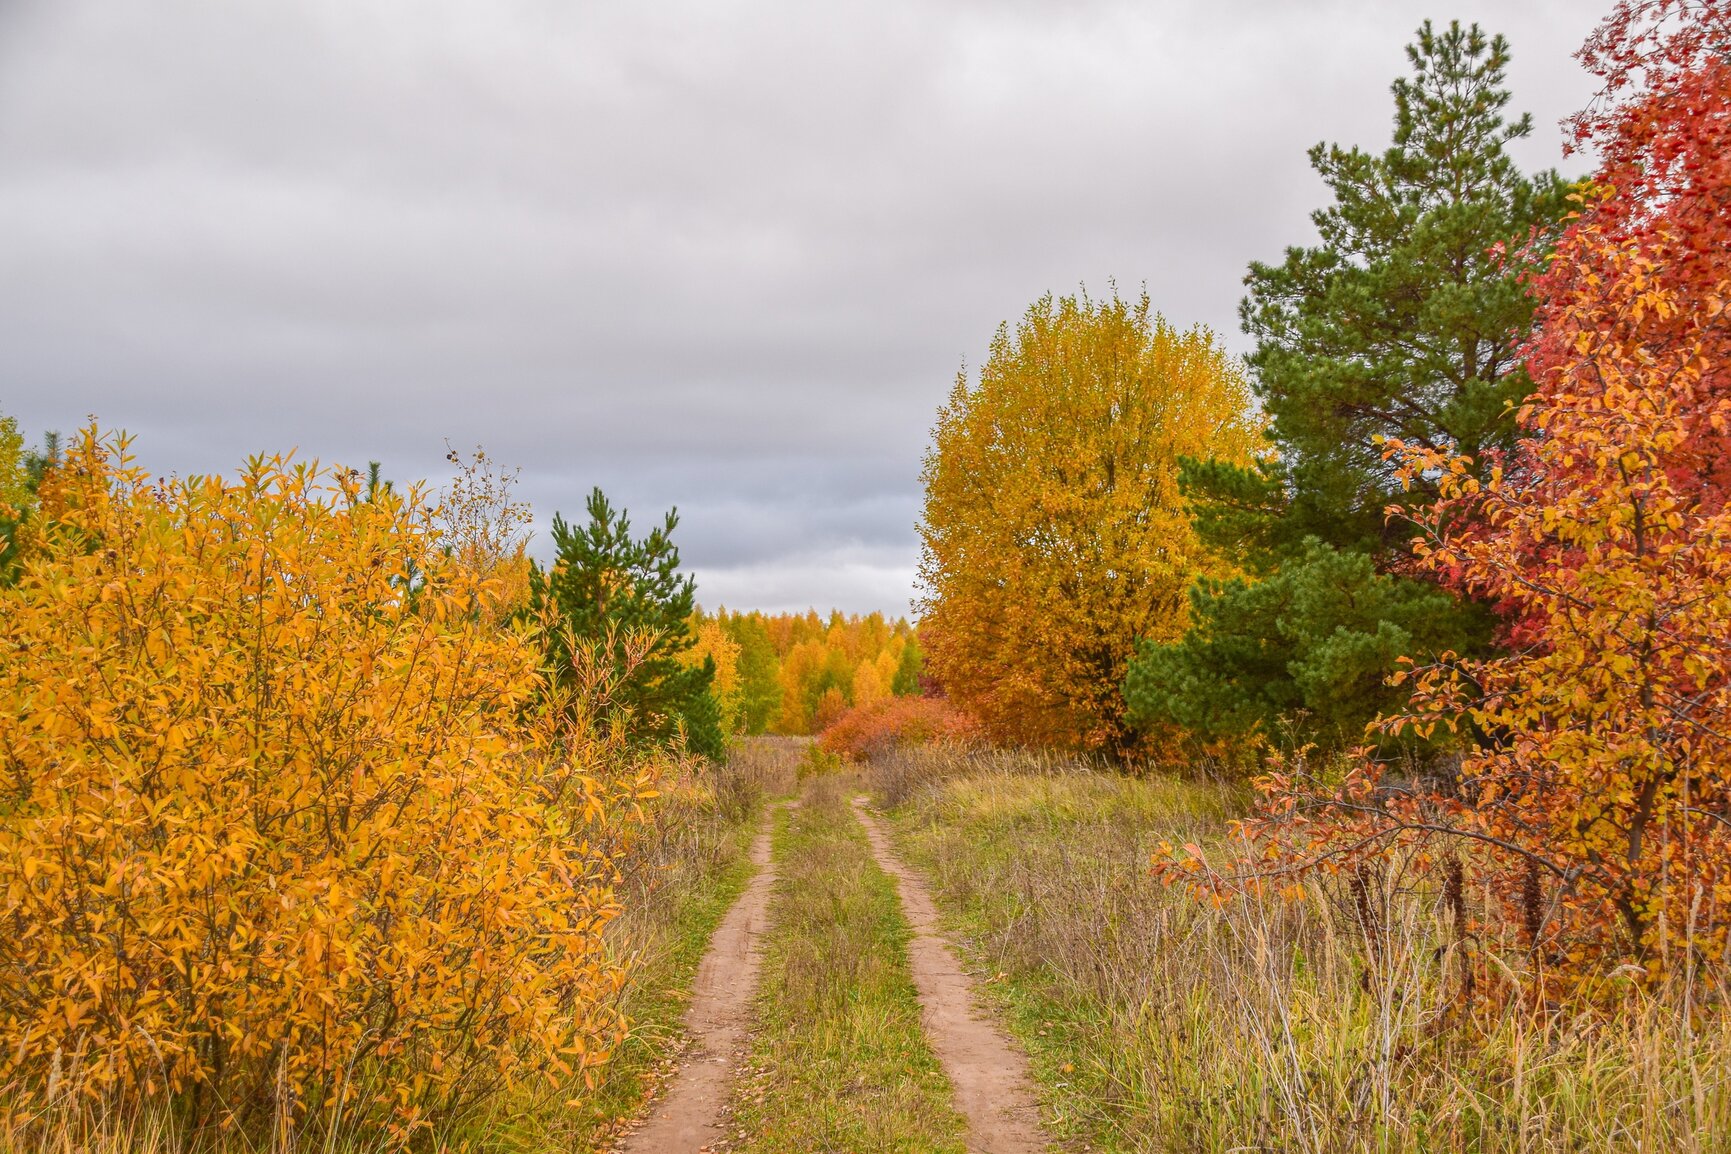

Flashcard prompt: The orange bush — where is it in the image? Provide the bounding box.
[0,429,660,1139]
[817,696,976,760]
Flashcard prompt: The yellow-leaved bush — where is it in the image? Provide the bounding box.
[0,428,660,1138]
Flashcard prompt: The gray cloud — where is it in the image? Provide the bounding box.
[0,0,1602,615]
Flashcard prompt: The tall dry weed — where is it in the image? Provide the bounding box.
[883,746,1731,1152]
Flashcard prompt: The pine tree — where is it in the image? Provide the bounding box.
[1127,22,1572,753]
[535,487,720,756]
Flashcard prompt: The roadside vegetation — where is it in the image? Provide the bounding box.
[0,735,798,1154]
[556,738,802,1153]
[0,439,663,1148]
[0,428,783,1150]
[874,744,1731,1153]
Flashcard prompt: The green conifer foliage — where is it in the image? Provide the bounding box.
[535,487,721,756]
[1126,542,1487,748]
[1128,22,1571,753]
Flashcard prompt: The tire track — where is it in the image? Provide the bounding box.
[616,803,787,1154]
[851,797,1050,1154]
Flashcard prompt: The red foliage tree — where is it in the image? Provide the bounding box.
[818,696,977,761]
[1161,1,1731,989]
[1529,0,1731,505]
[1172,231,1731,985]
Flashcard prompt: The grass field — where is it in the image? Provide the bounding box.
[874,743,1731,1154]
[14,740,1729,1153]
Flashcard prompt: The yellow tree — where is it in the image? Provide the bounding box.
[851,655,891,709]
[0,408,27,512]
[682,615,744,736]
[773,639,826,733]
[0,408,34,580]
[918,289,1261,762]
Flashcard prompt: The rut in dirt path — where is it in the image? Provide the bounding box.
[616,804,787,1154]
[852,798,1051,1154]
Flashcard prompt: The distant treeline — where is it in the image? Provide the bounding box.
[687,609,924,737]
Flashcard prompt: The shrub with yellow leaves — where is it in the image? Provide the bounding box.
[0,428,660,1141]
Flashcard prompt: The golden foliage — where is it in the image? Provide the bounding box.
[850,654,892,710]
[917,290,1262,761]
[705,609,921,736]
[682,616,743,736]
[0,428,658,1138]
[1385,229,1731,977]
[0,409,26,516]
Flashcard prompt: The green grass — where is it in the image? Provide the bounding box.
[881,754,1230,1152]
[728,772,967,1154]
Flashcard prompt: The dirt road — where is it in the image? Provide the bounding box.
[852,798,1050,1154]
[616,805,786,1154]
[617,791,1048,1153]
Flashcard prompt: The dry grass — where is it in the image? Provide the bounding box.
[0,740,803,1154]
[876,743,1731,1153]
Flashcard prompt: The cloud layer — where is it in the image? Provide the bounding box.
[0,0,1601,614]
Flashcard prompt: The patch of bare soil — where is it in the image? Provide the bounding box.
[852,797,1051,1154]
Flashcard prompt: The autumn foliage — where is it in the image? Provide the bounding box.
[1182,229,1731,984]
[817,696,976,761]
[1537,0,1731,504]
[1169,0,1731,986]
[0,430,660,1136]
[918,290,1262,762]
[436,443,534,624]
[703,608,924,736]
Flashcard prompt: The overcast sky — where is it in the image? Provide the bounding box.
[0,0,1602,616]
